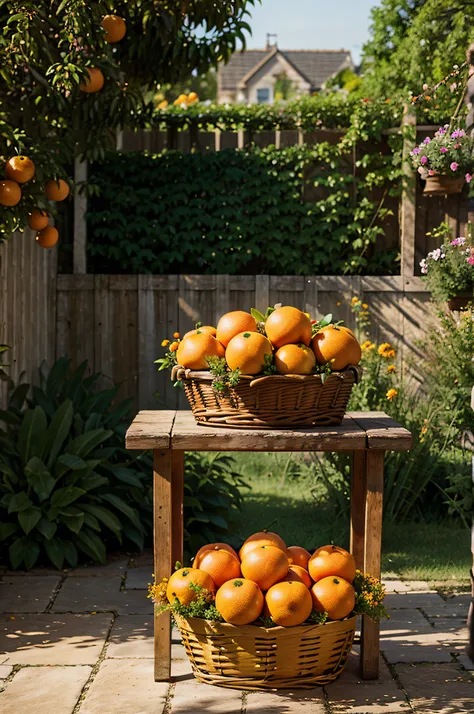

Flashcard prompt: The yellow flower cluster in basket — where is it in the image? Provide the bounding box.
[156,306,362,382]
[148,531,388,627]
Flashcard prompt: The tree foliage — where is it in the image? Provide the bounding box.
[0,0,257,236]
[361,0,473,119]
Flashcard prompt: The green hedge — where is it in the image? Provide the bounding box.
[86,142,400,276]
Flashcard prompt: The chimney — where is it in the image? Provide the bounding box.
[265,33,277,51]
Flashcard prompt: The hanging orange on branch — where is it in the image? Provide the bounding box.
[36,226,58,249]
[102,15,127,43]
[27,209,49,231]
[45,179,70,201]
[0,180,21,206]
[80,67,105,93]
[5,156,35,183]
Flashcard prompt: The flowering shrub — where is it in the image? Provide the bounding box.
[410,125,474,180]
[419,222,474,302]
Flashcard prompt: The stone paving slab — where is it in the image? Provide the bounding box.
[128,550,153,568]
[424,594,471,619]
[384,592,446,610]
[380,608,432,633]
[52,576,153,614]
[246,690,326,713]
[0,613,112,665]
[383,580,433,593]
[107,614,154,658]
[69,556,129,577]
[325,650,408,713]
[0,576,61,612]
[125,566,152,590]
[0,664,12,679]
[457,653,474,671]
[171,680,242,713]
[395,662,474,713]
[79,658,168,714]
[431,618,468,643]
[0,664,91,714]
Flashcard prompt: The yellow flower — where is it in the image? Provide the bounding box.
[362,303,369,309]
[361,340,375,352]
[386,365,396,373]
[170,341,179,352]
[173,332,180,339]
[157,100,168,109]
[378,342,396,359]
[386,388,398,401]
[161,339,170,347]
[336,301,341,306]
[351,296,360,305]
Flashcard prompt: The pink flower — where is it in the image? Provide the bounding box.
[454,143,461,149]
[420,155,428,165]
[440,147,447,153]
[428,169,435,176]
[466,173,472,183]
[450,162,459,171]
[423,137,431,144]
[411,147,420,155]
[468,256,474,265]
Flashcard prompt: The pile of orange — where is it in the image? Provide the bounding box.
[173,306,361,373]
[166,533,356,627]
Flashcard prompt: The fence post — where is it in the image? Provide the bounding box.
[73,157,87,275]
[400,107,417,282]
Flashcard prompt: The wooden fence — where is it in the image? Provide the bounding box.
[0,230,57,407]
[55,273,433,412]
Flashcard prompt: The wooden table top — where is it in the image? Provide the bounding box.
[125,410,412,452]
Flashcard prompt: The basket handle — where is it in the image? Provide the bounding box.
[249,374,308,387]
[171,365,188,382]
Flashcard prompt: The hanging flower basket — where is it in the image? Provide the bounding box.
[423,174,465,196]
[447,291,473,311]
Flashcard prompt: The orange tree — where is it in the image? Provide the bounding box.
[0,0,256,238]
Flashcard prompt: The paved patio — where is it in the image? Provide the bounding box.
[0,551,472,714]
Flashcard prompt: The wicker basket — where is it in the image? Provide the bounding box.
[175,615,356,690]
[172,365,362,428]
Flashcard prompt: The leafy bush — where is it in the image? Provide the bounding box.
[419,222,474,302]
[87,143,399,276]
[0,359,152,570]
[183,453,248,555]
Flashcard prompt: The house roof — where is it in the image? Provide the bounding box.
[219,49,352,91]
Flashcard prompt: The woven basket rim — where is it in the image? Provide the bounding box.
[172,364,362,384]
[175,614,357,635]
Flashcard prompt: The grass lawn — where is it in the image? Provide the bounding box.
[230,453,471,588]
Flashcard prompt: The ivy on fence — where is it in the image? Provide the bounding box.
[86,138,402,276]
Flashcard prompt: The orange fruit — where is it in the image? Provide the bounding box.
[0,180,21,206]
[176,332,224,370]
[196,548,241,587]
[265,306,312,348]
[188,91,198,103]
[27,209,49,231]
[311,576,355,620]
[281,565,312,588]
[216,311,257,347]
[80,67,105,93]
[241,545,289,591]
[287,546,311,569]
[102,14,126,43]
[239,531,287,560]
[225,331,273,375]
[166,567,215,606]
[216,578,264,625]
[274,343,316,375]
[308,545,356,584]
[174,93,188,105]
[45,179,70,201]
[264,581,313,626]
[36,226,58,249]
[5,155,35,183]
[312,325,361,371]
[183,326,217,340]
[194,542,239,568]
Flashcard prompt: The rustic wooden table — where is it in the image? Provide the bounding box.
[126,410,412,683]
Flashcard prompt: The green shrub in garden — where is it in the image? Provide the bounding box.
[86,143,399,276]
[0,359,151,570]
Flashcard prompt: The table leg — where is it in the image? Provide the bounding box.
[350,451,367,571]
[153,449,173,682]
[361,450,384,680]
[171,450,184,567]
